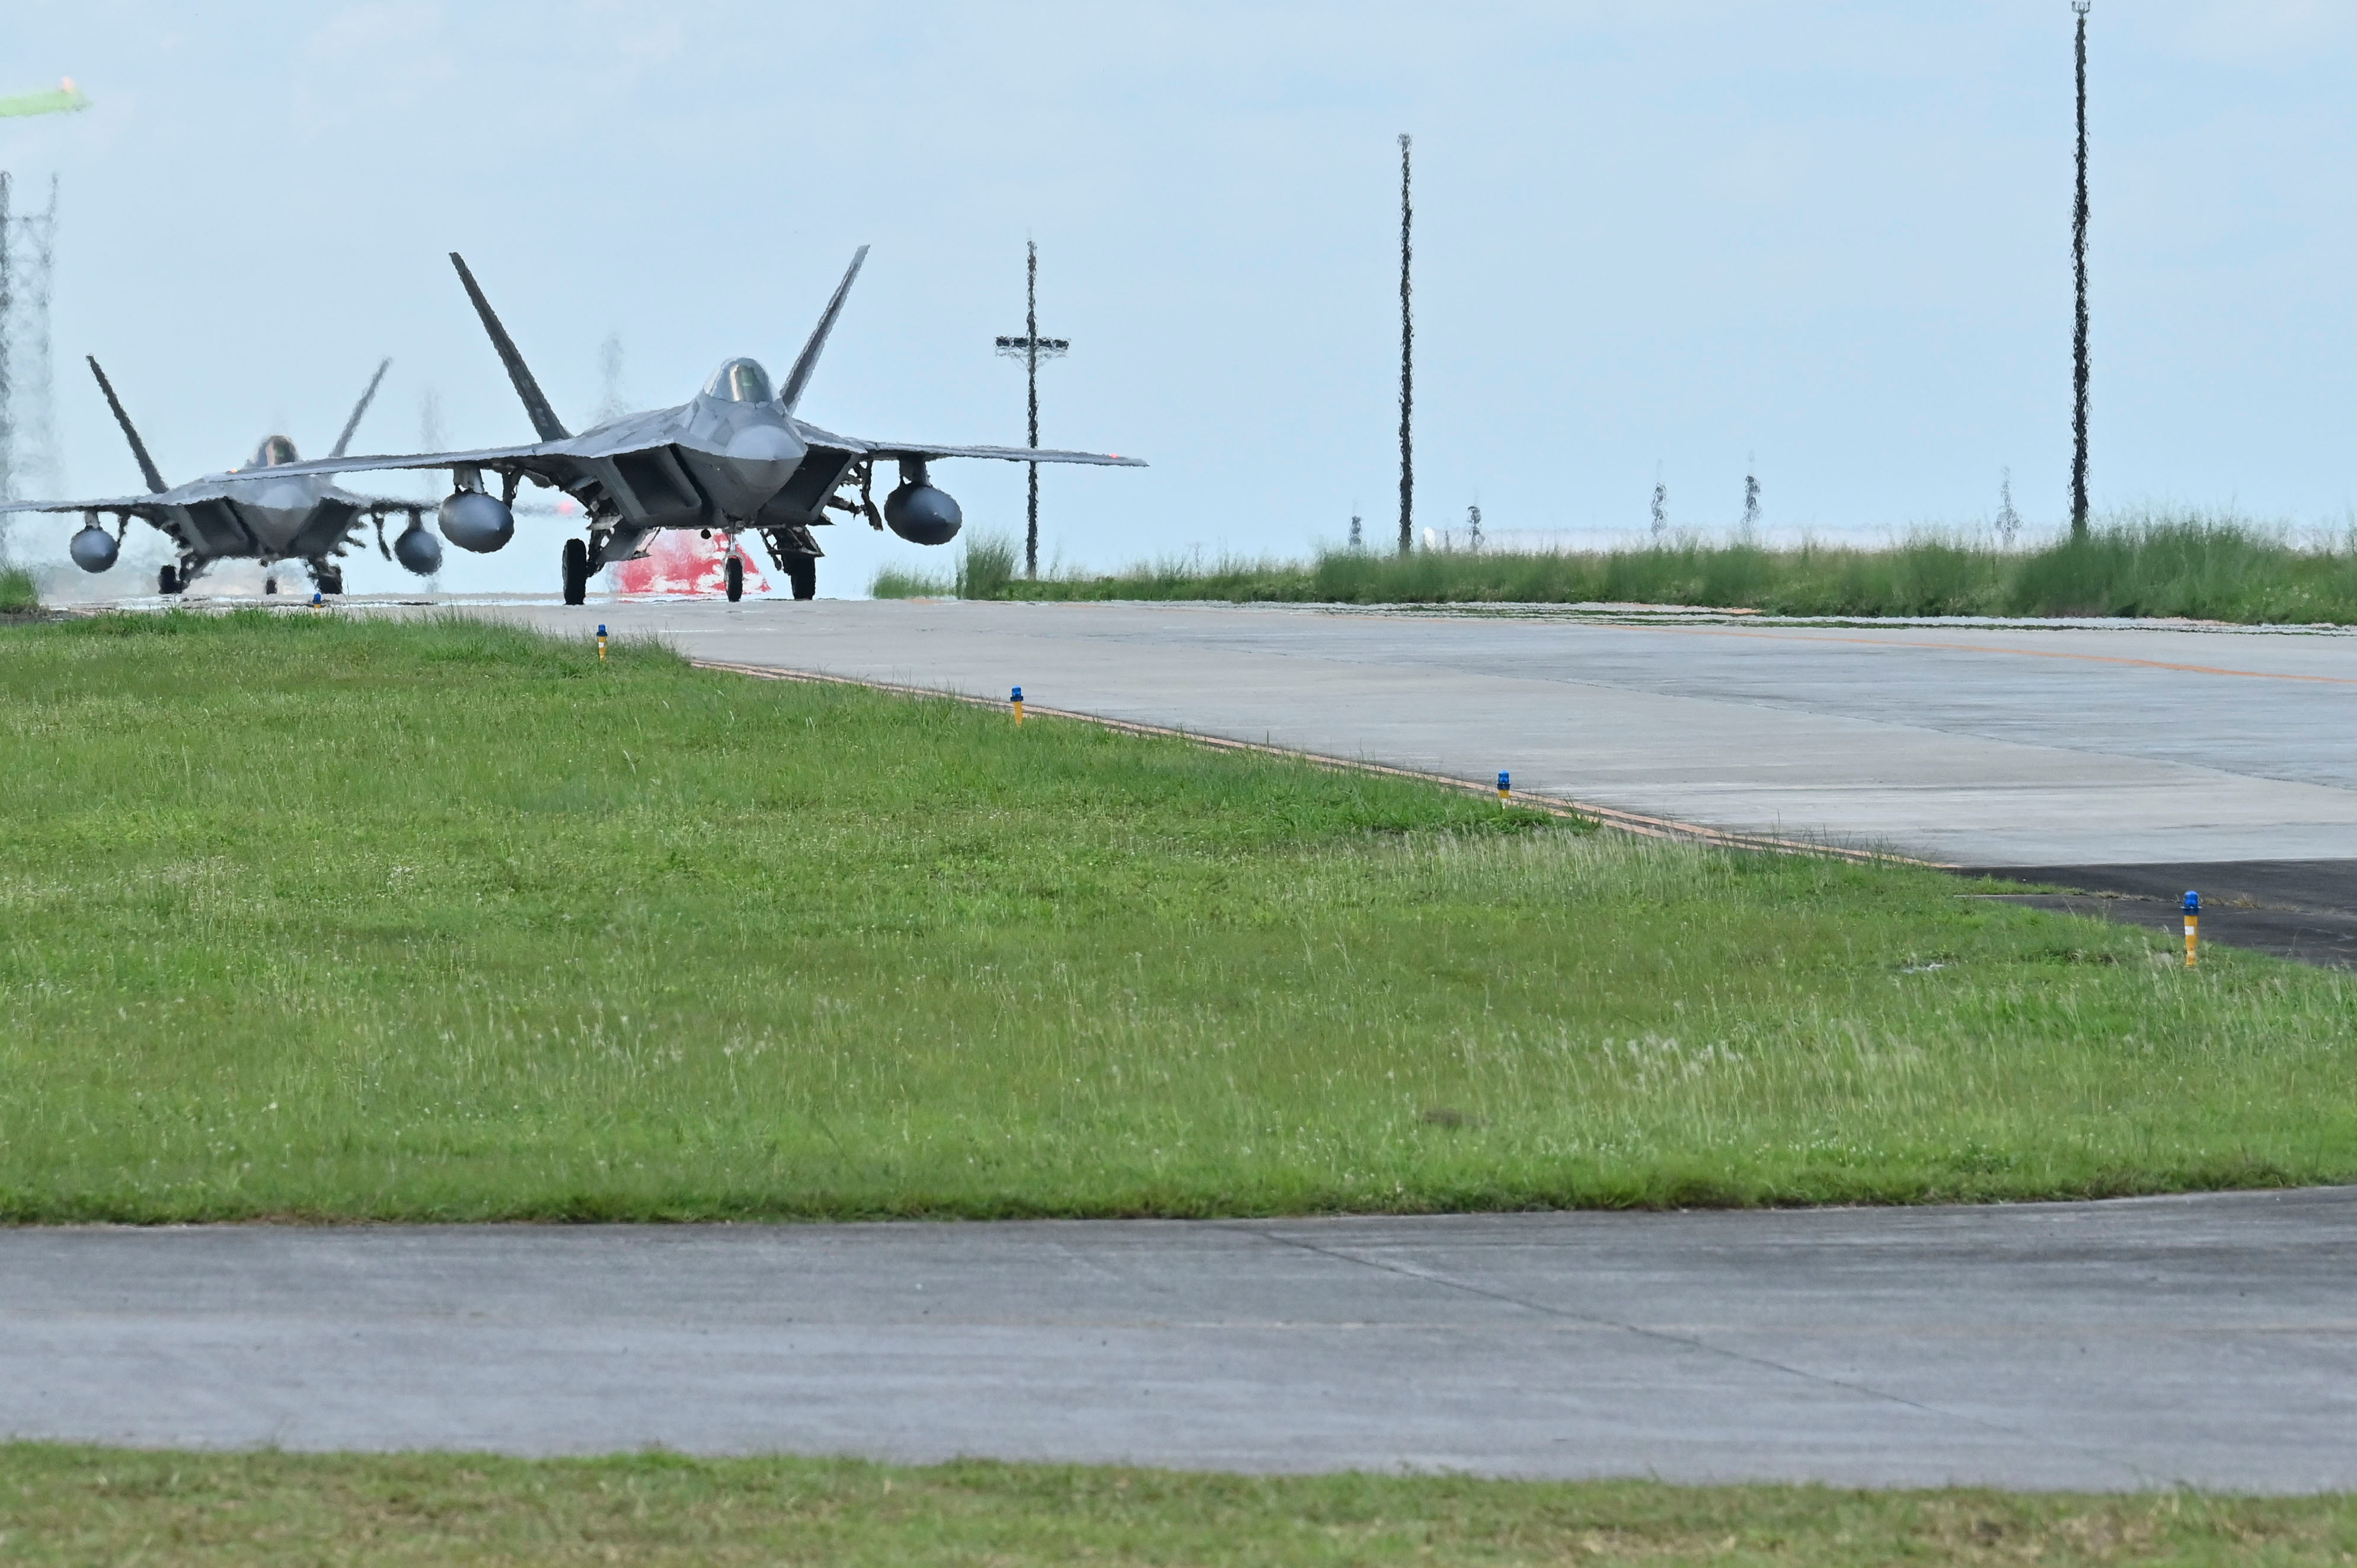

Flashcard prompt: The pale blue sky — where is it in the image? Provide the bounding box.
[7,1,2355,592]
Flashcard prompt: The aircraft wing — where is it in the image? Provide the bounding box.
[0,494,174,518]
[864,442,1146,467]
[182,439,574,484]
[791,421,1144,467]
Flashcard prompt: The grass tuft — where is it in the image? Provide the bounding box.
[868,564,947,598]
[981,513,2357,624]
[0,609,2353,1222]
[0,564,37,614]
[870,532,1021,599]
[954,531,1020,599]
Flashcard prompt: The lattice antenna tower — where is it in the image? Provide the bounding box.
[0,170,13,503]
[15,174,60,497]
[0,77,97,506]
[996,238,1068,579]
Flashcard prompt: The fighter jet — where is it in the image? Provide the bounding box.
[245,248,1144,603]
[0,357,446,596]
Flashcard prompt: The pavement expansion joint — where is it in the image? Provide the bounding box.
[1224,1222,2129,1476]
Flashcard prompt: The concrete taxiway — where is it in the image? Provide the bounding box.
[448,598,2357,868]
[8,1189,2355,1490]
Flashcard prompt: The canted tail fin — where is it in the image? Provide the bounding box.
[330,357,392,458]
[778,245,868,414]
[449,253,570,442]
[85,357,168,493]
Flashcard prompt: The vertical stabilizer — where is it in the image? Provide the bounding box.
[85,357,168,493]
[330,357,392,458]
[778,246,868,413]
[448,253,569,442]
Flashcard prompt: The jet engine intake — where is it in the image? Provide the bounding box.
[883,463,963,546]
[394,516,444,575]
[70,519,119,573]
[438,490,515,553]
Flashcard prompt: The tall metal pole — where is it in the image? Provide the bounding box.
[995,243,1066,574]
[1024,240,1040,578]
[2071,1,2091,541]
[1397,133,1414,555]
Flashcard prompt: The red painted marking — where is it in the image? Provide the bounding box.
[610,532,770,597]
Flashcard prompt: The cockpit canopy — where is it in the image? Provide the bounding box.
[702,357,775,404]
[249,435,300,468]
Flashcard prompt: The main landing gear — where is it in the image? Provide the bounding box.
[562,538,590,606]
[787,556,816,601]
[311,563,344,596]
[158,564,180,596]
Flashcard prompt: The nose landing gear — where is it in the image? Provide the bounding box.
[724,552,744,602]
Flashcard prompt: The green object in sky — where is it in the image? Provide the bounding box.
[0,79,91,119]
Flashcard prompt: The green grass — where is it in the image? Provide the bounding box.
[0,564,37,614]
[7,1445,2353,1566]
[2,609,2355,1222]
[871,529,1017,599]
[905,513,2357,624]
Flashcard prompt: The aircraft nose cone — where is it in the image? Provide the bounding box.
[724,423,799,464]
[712,420,803,514]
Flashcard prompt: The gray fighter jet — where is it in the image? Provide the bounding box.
[0,357,445,595]
[248,248,1144,602]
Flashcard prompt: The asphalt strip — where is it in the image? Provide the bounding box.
[5,1190,2356,1490]
[1961,859,2357,970]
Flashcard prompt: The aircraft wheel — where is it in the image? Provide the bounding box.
[264,576,279,595]
[724,553,744,602]
[158,565,179,596]
[317,566,344,596]
[562,538,589,606]
[788,556,817,601]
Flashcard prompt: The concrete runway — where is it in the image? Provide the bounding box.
[454,598,2357,868]
[9,1189,2356,1491]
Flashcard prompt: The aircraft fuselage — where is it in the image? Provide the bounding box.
[535,386,861,571]
[164,470,373,564]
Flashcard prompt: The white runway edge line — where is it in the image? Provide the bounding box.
[7,1190,2357,1490]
